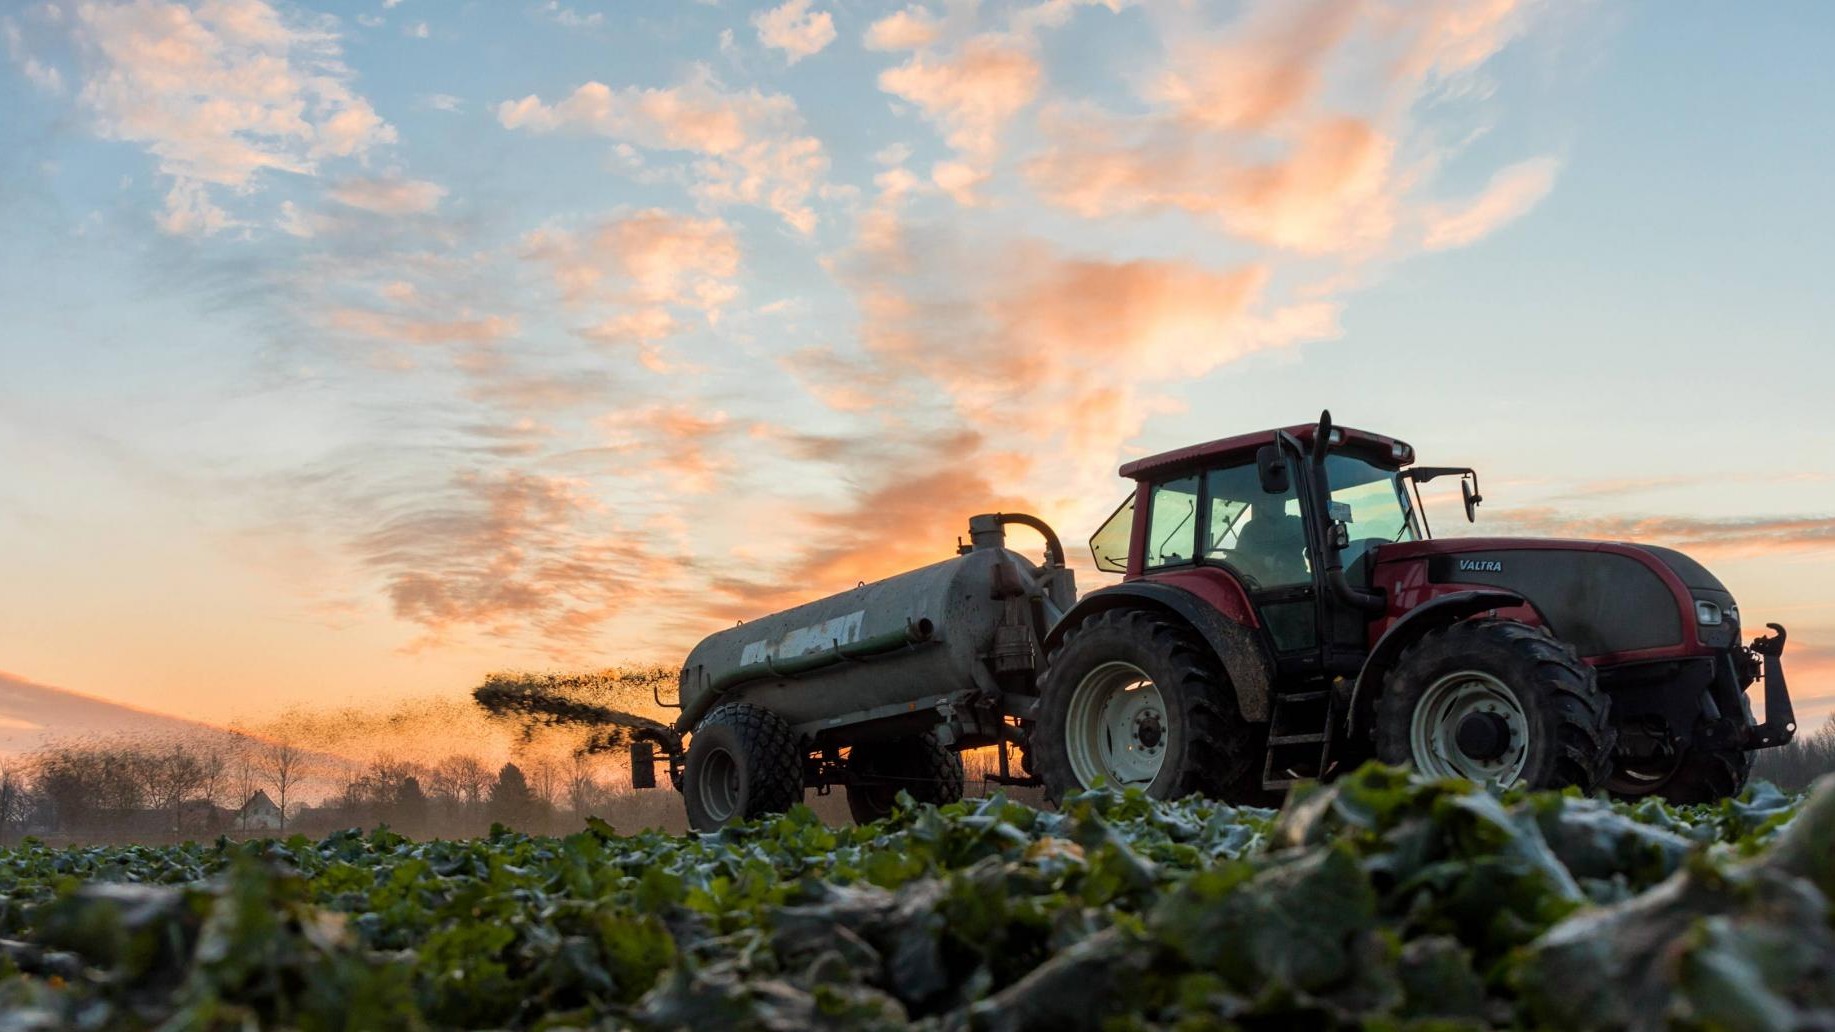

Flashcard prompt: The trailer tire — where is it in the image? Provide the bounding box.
[1607,746,1751,805]
[682,702,803,832]
[844,731,965,825]
[1376,619,1615,792]
[1035,608,1258,804]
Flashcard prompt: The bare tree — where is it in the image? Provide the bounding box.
[432,755,491,808]
[257,739,310,832]
[566,753,606,816]
[526,756,563,809]
[145,745,208,834]
[0,763,26,844]
[230,748,260,830]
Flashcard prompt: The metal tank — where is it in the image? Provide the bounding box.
[673,513,1075,744]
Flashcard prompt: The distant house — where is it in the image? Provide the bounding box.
[239,790,283,830]
[177,799,233,834]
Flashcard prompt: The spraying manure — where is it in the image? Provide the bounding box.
[472,668,680,757]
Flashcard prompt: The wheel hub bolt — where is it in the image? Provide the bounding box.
[1136,711,1164,750]
[1455,712,1511,762]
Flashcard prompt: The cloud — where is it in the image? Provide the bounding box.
[522,208,740,311]
[53,0,395,234]
[864,6,939,50]
[1422,156,1559,249]
[328,308,517,346]
[354,469,658,648]
[593,404,737,493]
[1021,0,1543,256]
[877,35,1041,171]
[521,208,741,371]
[540,2,603,29]
[328,175,448,215]
[1485,508,1835,559]
[752,0,835,64]
[498,68,830,233]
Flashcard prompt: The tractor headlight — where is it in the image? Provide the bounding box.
[1695,600,1724,626]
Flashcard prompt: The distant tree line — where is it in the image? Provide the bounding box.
[1751,715,1835,792]
[0,735,637,845]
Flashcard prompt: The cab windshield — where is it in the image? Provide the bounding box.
[1327,454,1421,568]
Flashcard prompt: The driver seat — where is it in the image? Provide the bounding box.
[1233,507,1310,586]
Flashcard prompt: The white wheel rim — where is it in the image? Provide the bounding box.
[1408,671,1530,784]
[1064,661,1169,788]
[698,746,741,821]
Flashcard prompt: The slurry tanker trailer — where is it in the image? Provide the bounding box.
[630,413,1797,831]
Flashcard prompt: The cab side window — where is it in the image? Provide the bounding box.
[1203,463,1309,589]
[1144,475,1199,569]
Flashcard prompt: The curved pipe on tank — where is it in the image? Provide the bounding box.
[706,618,937,696]
[990,512,1066,568]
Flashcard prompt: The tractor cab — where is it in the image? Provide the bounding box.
[1091,416,1454,682]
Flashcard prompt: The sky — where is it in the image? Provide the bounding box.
[2,0,1833,733]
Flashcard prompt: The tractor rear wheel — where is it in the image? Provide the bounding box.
[1607,746,1751,805]
[1376,620,1615,792]
[1035,608,1258,804]
[844,731,965,825]
[682,702,803,832]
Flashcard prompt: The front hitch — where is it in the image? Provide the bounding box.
[1743,623,1797,749]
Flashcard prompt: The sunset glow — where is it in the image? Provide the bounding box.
[3,0,1833,744]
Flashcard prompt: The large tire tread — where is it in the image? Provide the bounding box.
[683,702,803,831]
[845,731,966,824]
[1035,608,1258,805]
[1376,619,1616,792]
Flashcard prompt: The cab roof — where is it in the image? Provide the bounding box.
[1118,423,1413,482]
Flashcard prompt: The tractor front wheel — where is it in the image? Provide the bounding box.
[1376,620,1615,791]
[1035,608,1257,804]
[682,702,803,832]
[844,731,965,824]
[1607,746,1751,805]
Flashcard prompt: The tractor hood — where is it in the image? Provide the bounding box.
[1371,537,1738,657]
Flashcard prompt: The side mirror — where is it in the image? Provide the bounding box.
[1256,445,1289,494]
[1461,476,1483,523]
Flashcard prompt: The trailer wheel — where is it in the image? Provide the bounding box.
[1376,620,1615,792]
[682,702,803,832]
[1035,608,1257,804]
[1607,746,1751,805]
[844,731,965,825]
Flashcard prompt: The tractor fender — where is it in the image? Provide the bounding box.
[1346,589,1533,739]
[1044,582,1276,722]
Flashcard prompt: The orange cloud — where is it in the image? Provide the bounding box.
[864,6,940,50]
[523,209,740,311]
[357,470,666,650]
[1147,0,1362,132]
[54,0,395,234]
[877,35,1041,170]
[328,176,448,215]
[1422,157,1559,249]
[1024,0,1548,256]
[1486,508,1835,559]
[328,307,517,346]
[753,0,836,64]
[498,68,829,233]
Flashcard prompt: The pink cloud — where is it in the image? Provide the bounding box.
[328,175,448,215]
[498,68,830,233]
[54,0,396,234]
[1423,156,1560,249]
[752,0,836,64]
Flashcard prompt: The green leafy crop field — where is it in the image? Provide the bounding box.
[2,766,1832,1030]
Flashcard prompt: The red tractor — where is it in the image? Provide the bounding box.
[645,412,1796,829]
[1033,411,1795,803]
